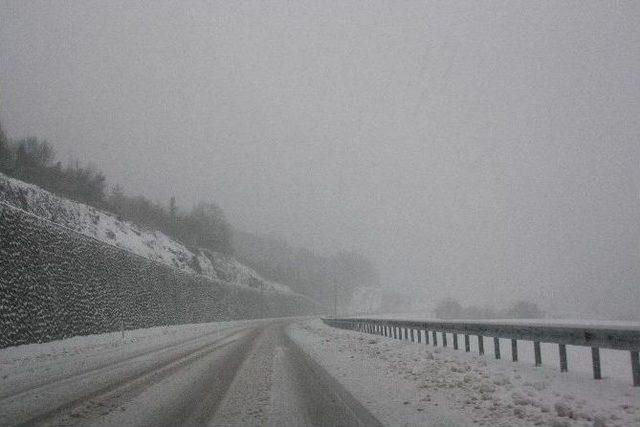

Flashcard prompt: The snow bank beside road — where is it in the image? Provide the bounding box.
[289,320,640,426]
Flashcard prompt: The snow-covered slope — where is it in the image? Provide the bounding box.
[0,173,290,293]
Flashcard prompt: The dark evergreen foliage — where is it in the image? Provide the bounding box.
[0,134,233,255]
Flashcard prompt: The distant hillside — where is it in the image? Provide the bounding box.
[0,173,291,293]
[233,229,382,313]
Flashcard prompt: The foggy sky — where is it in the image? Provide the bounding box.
[1,1,639,318]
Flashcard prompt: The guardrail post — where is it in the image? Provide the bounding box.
[494,337,501,359]
[592,347,602,380]
[424,330,429,344]
[453,333,458,350]
[478,335,484,355]
[534,341,542,366]
[417,329,422,343]
[559,344,567,372]
[410,329,415,342]
[432,331,438,346]
[511,339,518,362]
[404,328,408,340]
[631,351,640,386]
[442,332,448,347]
[464,334,470,352]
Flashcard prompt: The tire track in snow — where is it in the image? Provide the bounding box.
[2,327,254,426]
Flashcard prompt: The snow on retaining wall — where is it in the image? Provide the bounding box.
[0,203,320,348]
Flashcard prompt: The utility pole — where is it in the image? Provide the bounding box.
[333,282,338,318]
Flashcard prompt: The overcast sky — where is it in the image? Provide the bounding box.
[1,1,638,318]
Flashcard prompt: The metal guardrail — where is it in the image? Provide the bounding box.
[322,317,640,386]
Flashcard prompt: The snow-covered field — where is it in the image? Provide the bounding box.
[0,173,290,293]
[289,319,640,426]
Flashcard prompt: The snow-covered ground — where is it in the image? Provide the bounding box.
[0,319,261,392]
[351,315,640,384]
[289,319,640,426]
[0,173,290,293]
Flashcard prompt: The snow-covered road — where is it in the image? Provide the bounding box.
[2,318,638,426]
[0,319,379,426]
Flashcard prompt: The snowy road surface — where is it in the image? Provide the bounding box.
[1,318,639,426]
[0,319,380,426]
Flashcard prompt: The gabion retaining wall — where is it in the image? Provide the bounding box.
[0,203,321,348]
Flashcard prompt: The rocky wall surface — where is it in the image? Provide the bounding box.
[0,203,320,348]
